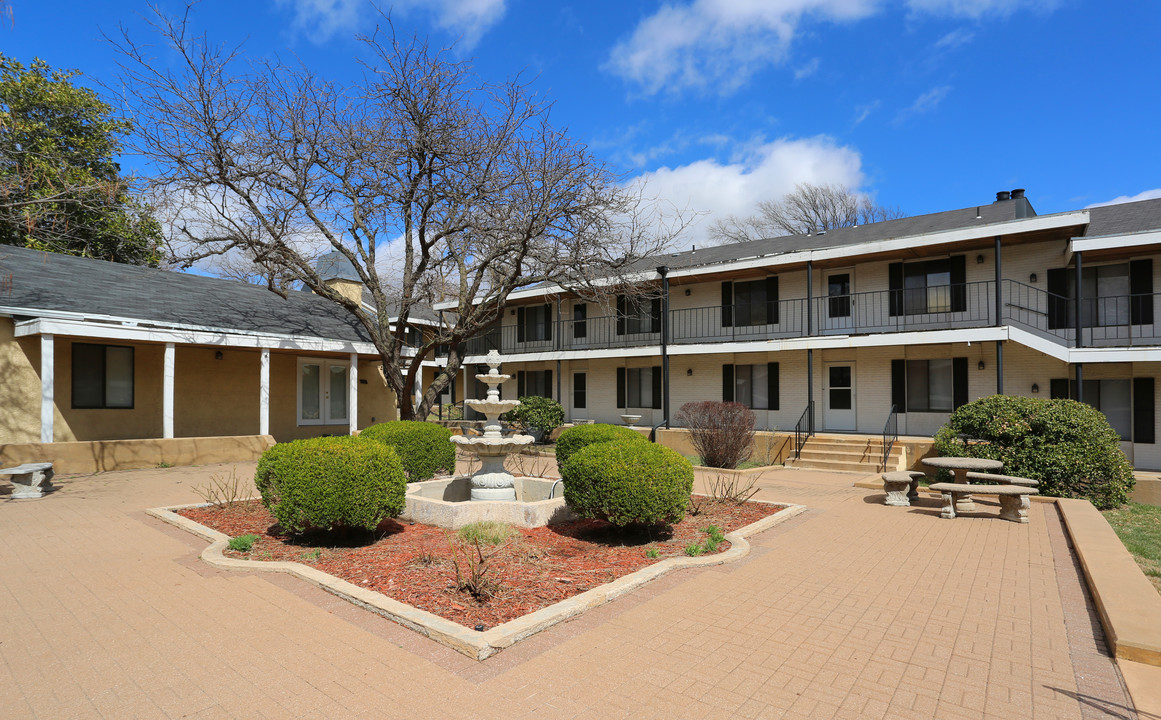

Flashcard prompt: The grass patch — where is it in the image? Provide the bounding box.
[227,534,260,552]
[1102,502,1161,594]
[456,521,517,546]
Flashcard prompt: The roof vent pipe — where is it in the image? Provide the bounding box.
[995,190,1011,202]
[1011,188,1025,199]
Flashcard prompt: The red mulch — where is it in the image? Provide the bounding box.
[178,497,785,629]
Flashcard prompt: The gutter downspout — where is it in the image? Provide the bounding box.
[806,260,814,434]
[995,235,1004,395]
[658,266,671,430]
[1075,251,1084,403]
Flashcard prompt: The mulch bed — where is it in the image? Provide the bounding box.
[178,497,786,629]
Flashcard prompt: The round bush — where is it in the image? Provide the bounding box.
[254,436,407,534]
[501,396,565,439]
[359,420,455,482]
[555,423,648,468]
[561,441,694,526]
[933,395,1135,509]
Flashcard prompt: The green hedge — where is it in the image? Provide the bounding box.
[254,436,407,534]
[555,423,648,468]
[360,420,455,482]
[561,441,693,526]
[933,395,1135,509]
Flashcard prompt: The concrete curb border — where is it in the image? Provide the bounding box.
[147,500,809,661]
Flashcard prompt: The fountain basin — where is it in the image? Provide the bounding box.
[401,476,574,529]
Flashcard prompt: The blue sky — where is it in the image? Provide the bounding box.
[5,0,1161,250]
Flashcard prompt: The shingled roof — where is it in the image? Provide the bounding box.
[0,245,435,342]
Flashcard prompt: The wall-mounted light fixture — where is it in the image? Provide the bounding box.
[215,350,223,360]
[1031,383,1040,394]
[978,360,985,371]
[686,368,693,376]
[1029,273,1038,283]
[685,288,691,296]
[976,254,985,264]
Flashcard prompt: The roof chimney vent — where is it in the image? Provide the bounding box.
[995,190,1011,202]
[1011,188,1025,199]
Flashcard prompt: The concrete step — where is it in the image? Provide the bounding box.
[794,447,902,460]
[787,457,888,473]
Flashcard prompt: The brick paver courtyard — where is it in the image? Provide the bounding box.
[0,463,1138,719]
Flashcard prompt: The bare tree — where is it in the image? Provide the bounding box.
[709,182,904,244]
[111,9,681,421]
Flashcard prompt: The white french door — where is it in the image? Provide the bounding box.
[297,357,349,425]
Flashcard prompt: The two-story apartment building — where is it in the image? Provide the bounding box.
[438,191,1161,470]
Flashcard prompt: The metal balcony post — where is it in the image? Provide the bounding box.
[1075,251,1084,349]
[658,266,671,429]
[994,235,1002,326]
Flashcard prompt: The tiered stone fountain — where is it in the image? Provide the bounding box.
[451,351,534,501]
[401,350,573,529]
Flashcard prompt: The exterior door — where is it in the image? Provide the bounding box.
[824,363,856,431]
[822,269,854,333]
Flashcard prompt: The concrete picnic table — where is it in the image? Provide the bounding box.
[920,456,1003,513]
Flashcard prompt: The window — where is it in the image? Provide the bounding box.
[891,358,968,413]
[616,295,661,335]
[403,326,422,347]
[722,363,779,410]
[721,278,779,327]
[572,304,587,339]
[517,304,553,343]
[828,273,851,318]
[72,343,134,409]
[617,366,662,409]
[1047,260,1153,330]
[573,372,587,409]
[888,257,966,316]
[1050,378,1135,441]
[517,369,552,398]
[298,357,349,425]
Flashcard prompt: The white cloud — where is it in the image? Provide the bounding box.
[933,27,974,49]
[604,0,878,95]
[276,0,506,48]
[1086,188,1161,208]
[894,84,951,123]
[853,99,879,124]
[630,135,867,249]
[794,57,821,80]
[906,0,1061,19]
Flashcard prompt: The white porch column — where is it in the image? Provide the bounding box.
[163,343,175,439]
[40,334,54,443]
[348,353,358,435]
[259,348,270,436]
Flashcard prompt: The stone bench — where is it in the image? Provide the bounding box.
[0,462,55,499]
[928,482,1038,523]
[882,470,926,506]
[965,472,1038,487]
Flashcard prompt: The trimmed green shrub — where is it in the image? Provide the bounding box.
[360,420,455,482]
[501,396,565,440]
[933,395,1135,509]
[555,423,648,468]
[254,436,407,534]
[561,441,694,526]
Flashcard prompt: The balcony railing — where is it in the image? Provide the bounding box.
[441,279,1161,357]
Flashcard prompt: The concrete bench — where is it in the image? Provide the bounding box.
[965,472,1038,487]
[0,462,55,499]
[928,482,1038,523]
[882,470,926,506]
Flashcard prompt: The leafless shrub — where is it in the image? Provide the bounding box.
[192,466,246,507]
[676,401,755,469]
[506,445,556,478]
[706,472,760,504]
[448,536,507,601]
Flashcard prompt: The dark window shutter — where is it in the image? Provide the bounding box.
[544,304,553,341]
[651,298,662,333]
[888,263,904,317]
[722,364,735,402]
[517,307,526,343]
[768,362,779,410]
[544,369,553,399]
[616,295,626,335]
[1131,259,1153,325]
[721,282,733,327]
[950,255,967,312]
[616,367,626,408]
[517,371,525,398]
[1050,378,1070,399]
[766,276,779,324]
[573,304,587,338]
[573,373,586,409]
[1047,268,1069,330]
[651,366,662,409]
[1134,377,1155,444]
[891,359,906,411]
[953,357,968,409]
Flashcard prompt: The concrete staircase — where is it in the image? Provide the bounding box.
[786,434,904,474]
